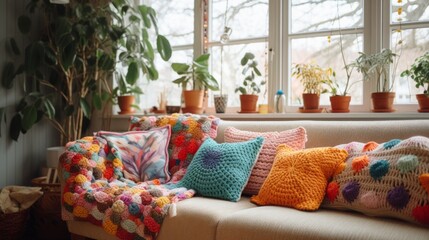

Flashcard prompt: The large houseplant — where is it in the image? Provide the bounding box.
[1,0,171,143]
[292,63,331,112]
[401,51,429,112]
[235,52,265,113]
[171,53,219,114]
[351,49,397,112]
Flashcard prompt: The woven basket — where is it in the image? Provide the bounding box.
[0,209,30,240]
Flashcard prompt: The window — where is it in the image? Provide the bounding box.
[131,0,428,114]
[208,0,269,110]
[387,0,429,105]
[286,0,364,110]
[137,0,194,110]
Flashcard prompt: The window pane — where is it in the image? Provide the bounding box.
[392,0,429,24]
[290,34,364,106]
[142,0,194,45]
[137,50,193,111]
[392,27,429,104]
[290,0,363,34]
[210,0,269,41]
[209,42,268,108]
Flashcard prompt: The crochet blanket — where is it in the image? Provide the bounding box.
[60,136,195,240]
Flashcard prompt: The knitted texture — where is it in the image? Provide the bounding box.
[224,127,307,195]
[323,136,429,226]
[129,114,220,182]
[251,145,347,210]
[173,137,264,202]
[96,126,171,183]
[59,136,195,240]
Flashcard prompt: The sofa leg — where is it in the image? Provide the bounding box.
[70,233,96,240]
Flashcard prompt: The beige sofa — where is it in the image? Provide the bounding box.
[64,119,429,240]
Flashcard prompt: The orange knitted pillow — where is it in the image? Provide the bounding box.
[251,145,348,211]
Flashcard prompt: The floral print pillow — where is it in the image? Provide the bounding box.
[97,126,171,183]
[129,114,220,182]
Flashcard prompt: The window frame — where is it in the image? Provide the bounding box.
[135,0,428,115]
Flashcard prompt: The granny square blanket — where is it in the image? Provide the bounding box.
[59,136,195,240]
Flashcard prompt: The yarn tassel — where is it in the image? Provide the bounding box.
[168,203,177,217]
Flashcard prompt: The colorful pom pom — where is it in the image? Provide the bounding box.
[370,160,389,181]
[326,182,339,203]
[397,155,419,174]
[351,155,369,173]
[419,173,429,194]
[387,186,410,210]
[342,181,360,203]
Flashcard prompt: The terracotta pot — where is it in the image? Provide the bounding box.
[416,94,429,112]
[371,92,395,112]
[330,95,351,113]
[302,93,320,110]
[183,90,204,114]
[239,94,258,113]
[118,95,135,114]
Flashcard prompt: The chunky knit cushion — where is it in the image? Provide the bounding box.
[251,145,348,210]
[224,127,307,195]
[174,137,264,202]
[323,136,429,226]
[97,126,171,183]
[129,114,220,182]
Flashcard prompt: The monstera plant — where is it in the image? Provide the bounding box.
[1,0,171,143]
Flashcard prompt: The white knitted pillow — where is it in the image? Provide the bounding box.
[224,127,307,195]
[323,136,429,226]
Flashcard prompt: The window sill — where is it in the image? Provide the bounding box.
[110,111,429,121]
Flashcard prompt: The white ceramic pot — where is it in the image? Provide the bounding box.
[46,146,65,168]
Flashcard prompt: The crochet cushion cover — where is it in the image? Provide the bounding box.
[323,136,429,226]
[224,126,307,195]
[251,145,348,210]
[97,126,171,183]
[173,137,264,202]
[129,114,220,182]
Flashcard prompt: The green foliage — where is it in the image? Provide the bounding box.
[401,51,429,96]
[172,53,219,91]
[350,48,397,92]
[0,0,171,142]
[292,63,332,95]
[235,52,265,95]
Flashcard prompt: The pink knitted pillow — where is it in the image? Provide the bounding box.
[224,127,307,195]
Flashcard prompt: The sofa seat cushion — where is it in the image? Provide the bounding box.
[158,197,256,240]
[216,205,429,240]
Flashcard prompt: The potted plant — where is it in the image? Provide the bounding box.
[401,52,429,112]
[351,49,397,112]
[0,0,171,143]
[235,52,265,113]
[291,63,331,112]
[171,53,219,114]
[111,72,143,114]
[324,33,361,113]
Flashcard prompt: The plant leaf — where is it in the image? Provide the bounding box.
[18,15,31,34]
[21,106,37,132]
[10,114,21,141]
[9,38,20,55]
[171,63,189,73]
[93,93,102,110]
[43,99,55,119]
[156,35,172,61]
[1,62,16,89]
[64,105,74,117]
[126,61,139,85]
[80,98,91,118]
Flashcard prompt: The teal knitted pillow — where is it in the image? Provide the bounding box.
[175,137,264,202]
